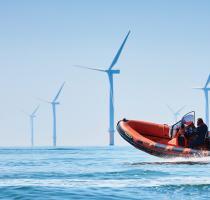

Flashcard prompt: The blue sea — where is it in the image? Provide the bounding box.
[0,146,209,200]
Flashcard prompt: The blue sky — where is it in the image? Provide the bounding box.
[0,0,209,146]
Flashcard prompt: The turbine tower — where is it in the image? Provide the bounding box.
[167,105,186,123]
[194,74,210,127]
[74,31,130,146]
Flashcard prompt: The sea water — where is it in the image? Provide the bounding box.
[0,146,209,199]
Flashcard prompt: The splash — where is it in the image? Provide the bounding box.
[130,156,210,165]
[159,156,210,164]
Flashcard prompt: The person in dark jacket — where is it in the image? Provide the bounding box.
[184,122,196,145]
[188,118,208,148]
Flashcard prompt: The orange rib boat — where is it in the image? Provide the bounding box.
[117,112,210,157]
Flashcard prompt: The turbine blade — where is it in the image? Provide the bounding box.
[53,82,65,102]
[32,105,40,116]
[166,104,175,114]
[204,74,210,88]
[193,87,203,90]
[20,109,29,116]
[108,30,130,70]
[37,97,51,104]
[176,105,186,115]
[73,65,106,72]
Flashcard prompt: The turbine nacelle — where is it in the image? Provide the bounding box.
[52,102,60,105]
[193,74,210,91]
[29,105,39,119]
[30,114,36,118]
[106,69,120,74]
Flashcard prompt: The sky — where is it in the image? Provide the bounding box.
[0,0,209,146]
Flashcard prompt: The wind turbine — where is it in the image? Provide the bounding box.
[30,106,39,147]
[167,105,186,123]
[51,82,65,147]
[193,74,210,127]
[74,31,130,146]
[22,106,39,147]
[40,82,65,147]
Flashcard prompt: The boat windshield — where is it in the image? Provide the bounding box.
[170,111,195,138]
[181,111,195,125]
